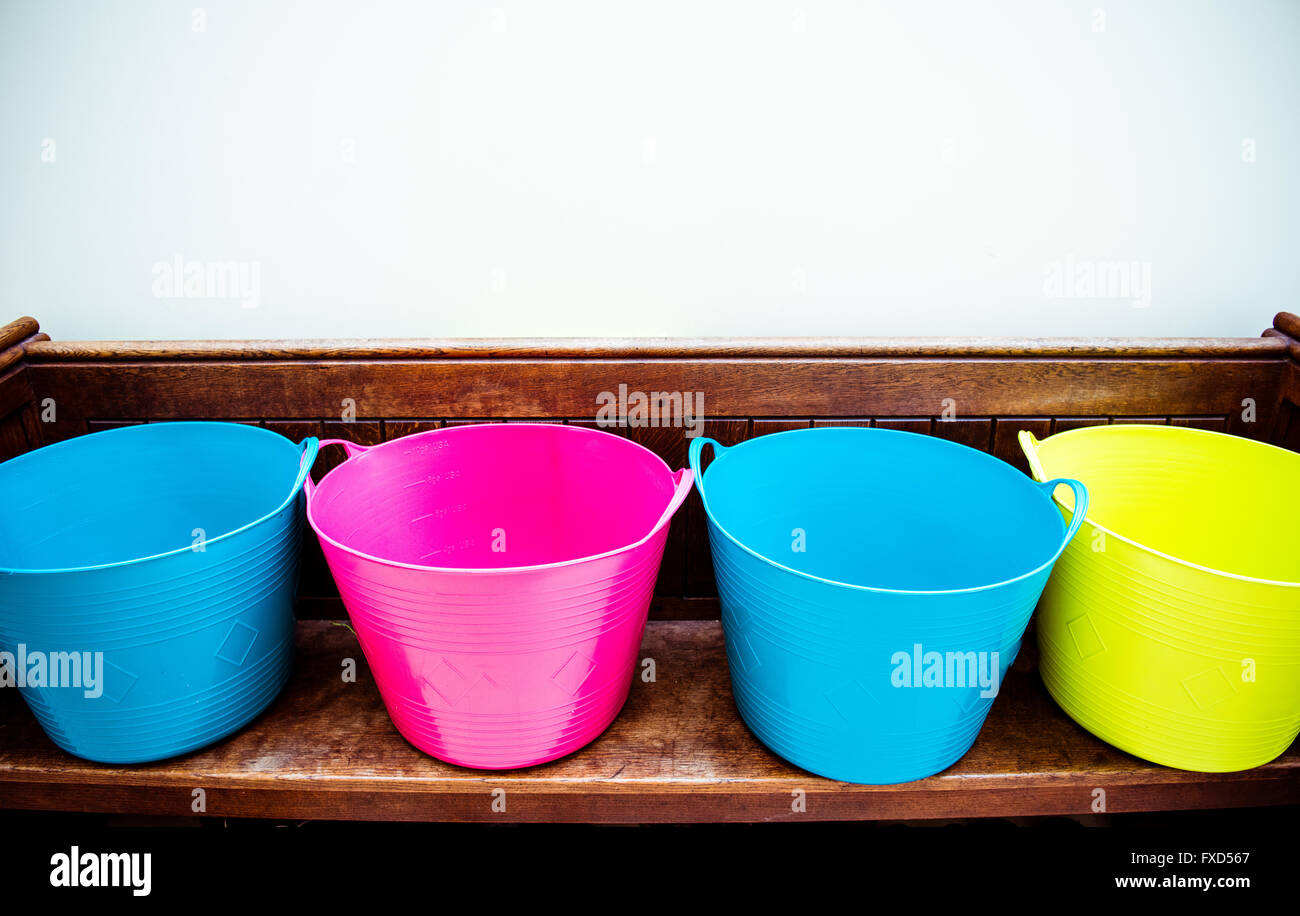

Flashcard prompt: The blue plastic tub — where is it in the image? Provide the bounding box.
[0,422,318,763]
[690,427,1087,784]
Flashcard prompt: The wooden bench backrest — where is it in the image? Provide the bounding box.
[2,313,1298,618]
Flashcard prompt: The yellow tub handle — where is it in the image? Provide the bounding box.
[1018,429,1048,482]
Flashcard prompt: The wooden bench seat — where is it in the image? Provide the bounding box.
[1,618,1295,823]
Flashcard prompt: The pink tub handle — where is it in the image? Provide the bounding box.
[320,438,373,458]
[636,467,694,545]
[303,438,373,500]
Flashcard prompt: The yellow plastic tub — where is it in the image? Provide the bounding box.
[1019,424,1300,772]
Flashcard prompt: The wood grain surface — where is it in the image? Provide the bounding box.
[24,358,1286,422]
[0,621,1294,823]
[24,335,1290,361]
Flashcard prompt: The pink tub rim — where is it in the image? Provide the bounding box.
[304,422,693,576]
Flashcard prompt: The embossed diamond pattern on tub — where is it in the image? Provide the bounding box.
[720,604,762,673]
[728,629,763,674]
[551,651,598,696]
[1066,614,1106,660]
[825,676,882,723]
[100,661,139,704]
[215,620,259,667]
[460,672,501,712]
[1182,666,1236,711]
[421,657,472,707]
[951,686,987,715]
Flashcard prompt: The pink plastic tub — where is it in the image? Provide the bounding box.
[305,423,692,769]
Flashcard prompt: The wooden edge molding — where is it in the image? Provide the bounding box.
[8,313,1295,360]
[1273,310,1300,342]
[0,316,40,352]
[0,317,45,398]
[1266,312,1300,363]
[22,335,1290,362]
[0,316,47,376]
[0,347,24,378]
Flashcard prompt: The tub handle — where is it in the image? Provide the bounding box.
[283,437,320,508]
[1019,431,1090,547]
[688,436,728,509]
[1017,430,1048,482]
[619,466,695,549]
[1038,477,1090,548]
[659,467,695,530]
[302,438,373,500]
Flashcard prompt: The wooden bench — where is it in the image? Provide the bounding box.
[1,312,1298,823]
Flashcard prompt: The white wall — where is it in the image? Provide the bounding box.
[2,0,1296,341]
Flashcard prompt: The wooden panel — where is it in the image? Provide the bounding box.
[1284,359,1300,407]
[932,417,993,451]
[624,424,691,597]
[872,418,932,434]
[264,420,323,445]
[811,419,873,428]
[992,418,1052,475]
[318,421,383,477]
[306,425,383,600]
[1052,417,1109,434]
[1276,361,1300,449]
[33,417,86,444]
[0,411,29,463]
[1278,399,1300,454]
[751,419,813,437]
[383,420,443,441]
[0,367,34,421]
[0,350,38,462]
[260,421,333,604]
[1263,313,1299,445]
[25,359,1285,425]
[86,419,145,432]
[297,550,340,607]
[685,420,749,599]
[563,419,691,596]
[564,419,613,431]
[0,323,43,455]
[1226,395,1275,440]
[1170,416,1229,432]
[0,620,1293,823]
[17,405,41,453]
[1110,416,1168,425]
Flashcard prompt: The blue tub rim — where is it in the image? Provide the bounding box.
[689,426,1088,597]
[0,421,318,576]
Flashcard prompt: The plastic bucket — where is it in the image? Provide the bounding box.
[0,422,318,763]
[305,423,692,769]
[690,427,1087,784]
[1020,424,1300,771]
